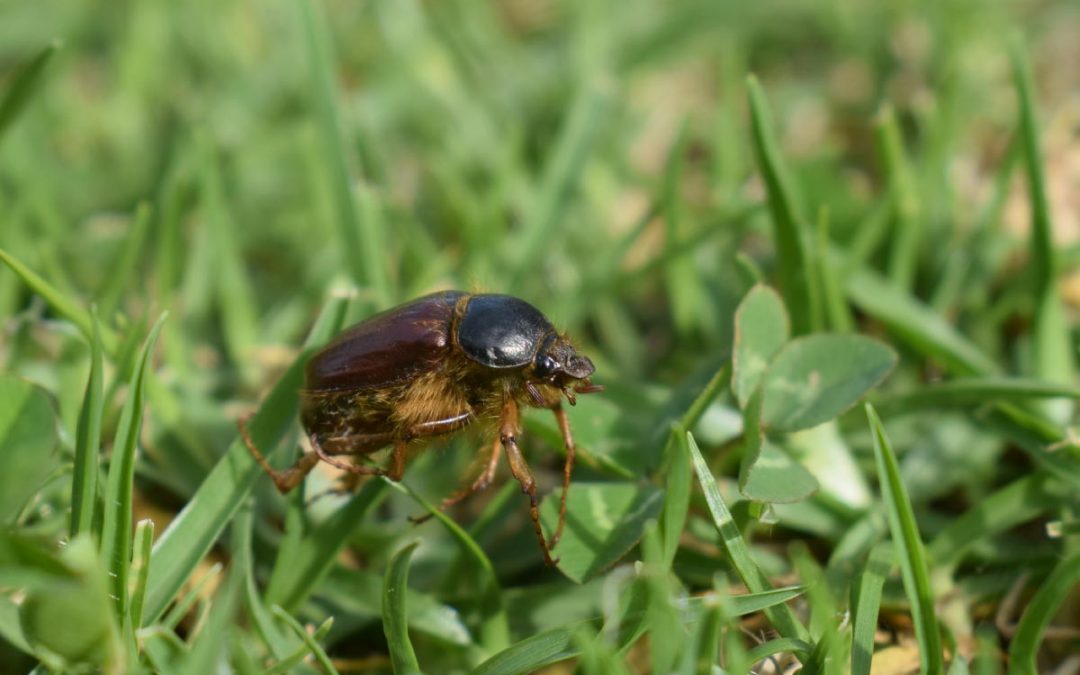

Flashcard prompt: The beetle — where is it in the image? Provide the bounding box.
[241,290,602,565]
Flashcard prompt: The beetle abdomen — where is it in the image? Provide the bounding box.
[457,294,554,368]
[305,290,465,392]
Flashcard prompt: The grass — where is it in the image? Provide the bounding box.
[2,0,1079,673]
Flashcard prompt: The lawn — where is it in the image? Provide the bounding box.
[1,0,1078,673]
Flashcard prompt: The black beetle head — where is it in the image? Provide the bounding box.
[532,334,595,384]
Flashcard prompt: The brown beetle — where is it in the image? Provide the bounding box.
[242,290,602,565]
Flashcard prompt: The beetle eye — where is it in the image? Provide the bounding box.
[535,355,558,378]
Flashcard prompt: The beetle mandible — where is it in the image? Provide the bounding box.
[241,290,602,565]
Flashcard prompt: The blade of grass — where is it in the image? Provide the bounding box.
[865,404,943,675]
[144,295,348,623]
[271,606,340,675]
[746,638,817,669]
[0,41,60,143]
[927,471,1068,567]
[1011,39,1075,422]
[746,75,820,334]
[1007,552,1080,675]
[872,377,1080,417]
[264,479,388,611]
[850,543,892,675]
[641,522,684,674]
[875,105,921,291]
[662,118,707,336]
[687,431,810,644]
[297,0,390,306]
[195,132,259,380]
[180,567,241,675]
[660,364,729,566]
[815,207,854,333]
[511,84,607,289]
[382,541,422,674]
[469,588,805,675]
[844,265,998,376]
[100,312,167,618]
[390,479,510,655]
[264,617,334,675]
[0,247,119,354]
[71,307,104,539]
[127,518,154,630]
[982,403,1080,490]
[97,202,152,319]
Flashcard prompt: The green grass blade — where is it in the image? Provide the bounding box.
[865,404,943,674]
[297,0,390,306]
[264,480,388,611]
[511,85,607,288]
[97,202,152,319]
[875,106,921,291]
[687,431,810,644]
[271,606,340,675]
[0,247,118,354]
[927,472,1067,567]
[815,207,854,333]
[641,522,684,674]
[470,626,577,675]
[873,377,1080,416]
[844,266,998,376]
[99,312,167,618]
[662,118,707,336]
[1007,552,1080,675]
[850,543,891,675]
[71,307,104,539]
[659,429,691,567]
[746,75,820,335]
[0,41,60,143]
[160,563,221,632]
[196,133,259,379]
[1010,39,1075,416]
[746,638,816,669]
[382,542,422,674]
[143,295,348,623]
[127,518,154,631]
[180,568,241,675]
[390,479,510,655]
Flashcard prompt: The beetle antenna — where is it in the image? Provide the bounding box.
[574,381,604,395]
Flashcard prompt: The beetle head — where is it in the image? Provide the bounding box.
[529,334,603,405]
[533,334,594,381]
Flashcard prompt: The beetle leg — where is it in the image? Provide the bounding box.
[238,414,321,494]
[444,436,503,507]
[549,403,576,549]
[311,433,389,478]
[410,436,504,524]
[500,398,559,567]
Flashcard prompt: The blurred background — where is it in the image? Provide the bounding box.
[1,0,1079,672]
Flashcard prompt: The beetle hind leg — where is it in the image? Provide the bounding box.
[238,414,320,494]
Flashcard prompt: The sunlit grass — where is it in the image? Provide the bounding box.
[2,0,1079,673]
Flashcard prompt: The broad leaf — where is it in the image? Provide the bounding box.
[740,442,819,503]
[733,284,789,408]
[539,483,663,583]
[763,334,896,432]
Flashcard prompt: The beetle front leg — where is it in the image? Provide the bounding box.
[549,403,577,549]
[500,398,559,567]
